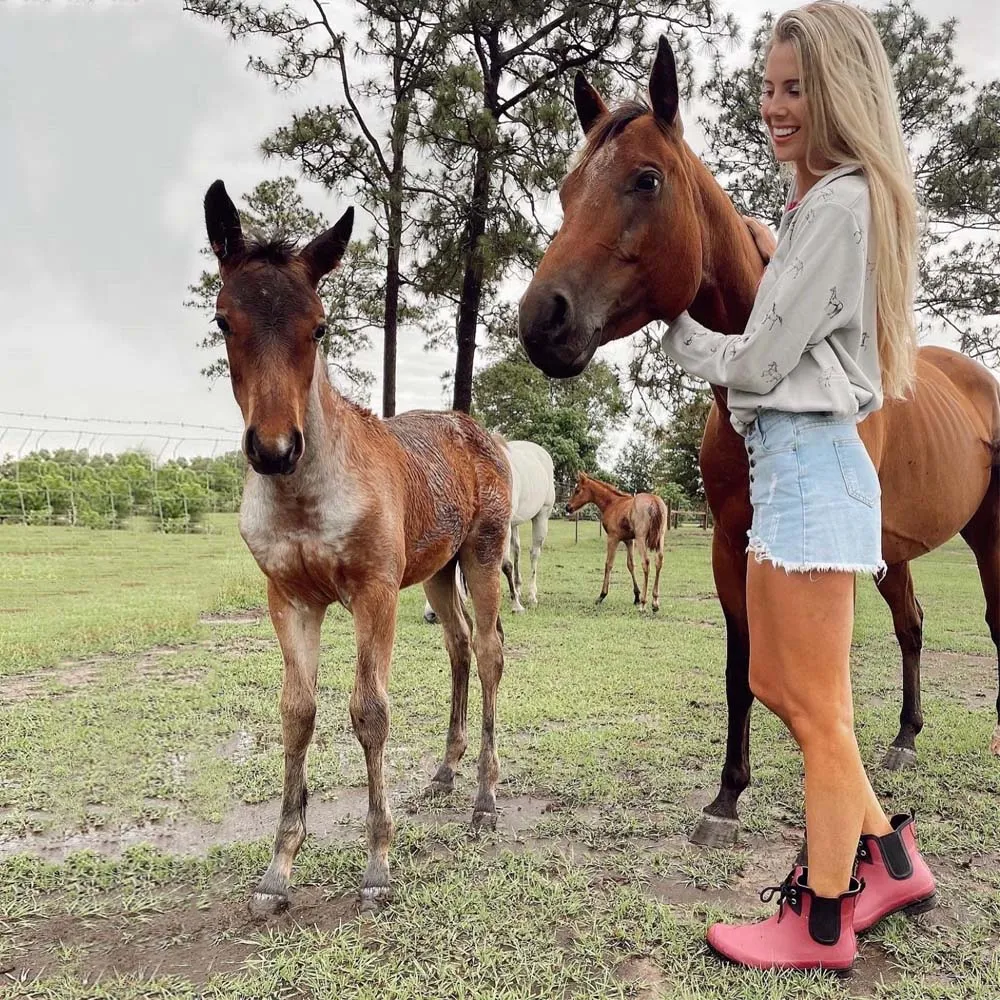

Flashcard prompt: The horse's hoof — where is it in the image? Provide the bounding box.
[426,778,454,797]
[689,812,740,848]
[881,746,917,771]
[990,725,1000,756]
[472,809,498,832]
[526,596,538,608]
[423,611,439,625]
[595,594,606,605]
[511,604,526,614]
[358,885,391,916]
[248,891,289,919]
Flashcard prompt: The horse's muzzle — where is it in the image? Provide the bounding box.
[245,426,304,476]
[518,283,601,378]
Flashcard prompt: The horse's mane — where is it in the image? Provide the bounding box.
[240,233,300,266]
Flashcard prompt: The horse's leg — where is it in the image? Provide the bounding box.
[635,535,651,610]
[652,543,664,613]
[959,476,1000,754]
[596,534,619,605]
[460,547,505,831]
[526,507,550,607]
[506,523,526,613]
[349,583,399,912]
[690,532,752,847]
[423,561,472,793]
[623,539,641,605]
[250,582,326,917]
[874,561,924,770]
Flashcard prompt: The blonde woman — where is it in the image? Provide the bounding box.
[660,2,936,971]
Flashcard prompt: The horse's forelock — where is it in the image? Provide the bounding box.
[574,101,673,173]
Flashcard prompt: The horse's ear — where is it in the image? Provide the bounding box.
[300,207,354,286]
[204,179,245,273]
[649,35,681,132]
[574,72,608,136]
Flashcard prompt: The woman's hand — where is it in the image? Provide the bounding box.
[743,216,777,265]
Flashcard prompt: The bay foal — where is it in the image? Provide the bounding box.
[204,181,512,914]
[566,472,667,611]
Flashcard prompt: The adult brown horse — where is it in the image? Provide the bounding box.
[204,180,512,912]
[566,472,667,611]
[519,39,1000,847]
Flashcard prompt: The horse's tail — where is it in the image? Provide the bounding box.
[646,498,666,551]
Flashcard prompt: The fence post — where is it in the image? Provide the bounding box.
[574,514,578,544]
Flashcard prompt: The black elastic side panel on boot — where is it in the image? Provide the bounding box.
[879,824,914,880]
[808,894,843,945]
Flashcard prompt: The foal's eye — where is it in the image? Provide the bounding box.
[635,172,661,194]
[313,323,328,342]
[214,315,230,335]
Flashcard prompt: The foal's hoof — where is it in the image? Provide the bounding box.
[511,603,526,614]
[689,812,740,848]
[652,603,659,613]
[358,885,391,916]
[423,611,439,625]
[881,746,917,771]
[595,594,606,606]
[248,891,289,919]
[471,809,499,833]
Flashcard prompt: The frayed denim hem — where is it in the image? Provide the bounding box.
[747,535,887,580]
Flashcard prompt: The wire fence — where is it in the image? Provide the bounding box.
[0,414,244,532]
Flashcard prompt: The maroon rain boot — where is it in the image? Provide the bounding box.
[854,812,937,933]
[707,869,862,971]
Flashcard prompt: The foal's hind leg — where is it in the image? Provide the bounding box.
[634,536,651,610]
[423,561,473,793]
[251,582,325,917]
[875,561,924,770]
[959,479,1000,754]
[624,539,642,606]
[652,545,664,613]
[460,544,505,831]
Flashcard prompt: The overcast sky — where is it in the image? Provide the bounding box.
[1,0,996,458]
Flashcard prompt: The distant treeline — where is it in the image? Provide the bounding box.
[0,450,246,530]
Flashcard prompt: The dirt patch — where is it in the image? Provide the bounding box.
[200,610,265,625]
[921,649,997,709]
[615,956,667,998]
[4,885,356,986]
[0,662,104,704]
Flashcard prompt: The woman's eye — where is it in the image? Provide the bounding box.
[313,323,328,341]
[215,315,230,334]
[635,172,661,193]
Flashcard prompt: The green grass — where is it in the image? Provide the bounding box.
[0,517,997,997]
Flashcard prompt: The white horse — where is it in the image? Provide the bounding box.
[424,438,556,621]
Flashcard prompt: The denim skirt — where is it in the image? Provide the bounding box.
[744,409,886,575]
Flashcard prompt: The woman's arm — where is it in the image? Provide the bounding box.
[661,201,866,394]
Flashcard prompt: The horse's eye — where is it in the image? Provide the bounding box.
[313,323,328,342]
[215,315,230,335]
[635,172,661,194]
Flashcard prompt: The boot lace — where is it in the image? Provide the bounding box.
[759,869,801,921]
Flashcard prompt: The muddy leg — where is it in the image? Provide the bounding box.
[349,584,399,912]
[875,562,924,770]
[250,582,326,917]
[423,562,472,793]
[461,549,505,832]
[960,481,1000,754]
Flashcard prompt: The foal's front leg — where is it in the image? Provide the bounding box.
[350,584,399,912]
[597,534,619,604]
[250,582,326,917]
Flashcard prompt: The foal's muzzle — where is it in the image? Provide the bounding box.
[518,282,601,378]
[244,426,304,476]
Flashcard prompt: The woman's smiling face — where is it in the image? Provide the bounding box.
[761,41,809,167]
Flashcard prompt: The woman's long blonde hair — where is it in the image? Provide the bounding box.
[770,1,918,398]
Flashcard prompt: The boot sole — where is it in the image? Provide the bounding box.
[856,891,939,934]
[707,941,856,973]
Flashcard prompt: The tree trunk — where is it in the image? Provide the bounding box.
[383,198,401,418]
[452,149,490,413]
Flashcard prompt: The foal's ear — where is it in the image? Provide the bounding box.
[574,72,608,136]
[300,207,354,286]
[649,35,682,132]
[204,180,245,274]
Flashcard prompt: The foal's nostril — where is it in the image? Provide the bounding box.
[290,429,304,465]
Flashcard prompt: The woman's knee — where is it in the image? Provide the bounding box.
[749,658,854,738]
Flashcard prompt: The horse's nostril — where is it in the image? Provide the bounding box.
[549,293,569,331]
[245,427,260,462]
[290,429,304,464]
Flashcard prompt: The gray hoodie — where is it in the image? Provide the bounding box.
[660,164,881,435]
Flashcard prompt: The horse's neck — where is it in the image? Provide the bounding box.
[587,480,623,511]
[685,152,761,338]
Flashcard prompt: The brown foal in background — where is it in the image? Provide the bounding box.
[204,180,512,915]
[566,472,667,611]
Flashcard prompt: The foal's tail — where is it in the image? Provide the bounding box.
[646,499,666,552]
